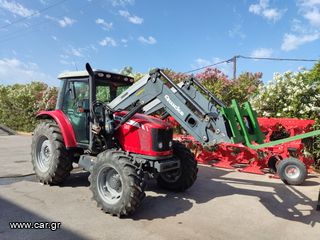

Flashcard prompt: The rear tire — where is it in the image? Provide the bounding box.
[276,157,307,185]
[157,141,198,192]
[89,150,145,216]
[31,121,73,184]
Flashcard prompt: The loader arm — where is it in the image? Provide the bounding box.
[109,69,231,147]
[143,76,224,118]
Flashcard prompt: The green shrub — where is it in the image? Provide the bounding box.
[251,70,320,119]
[0,82,57,132]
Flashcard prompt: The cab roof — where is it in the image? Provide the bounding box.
[57,69,134,85]
[58,70,89,79]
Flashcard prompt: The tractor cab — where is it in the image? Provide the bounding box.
[56,69,134,145]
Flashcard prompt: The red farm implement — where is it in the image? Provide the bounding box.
[177,117,314,169]
[172,112,317,185]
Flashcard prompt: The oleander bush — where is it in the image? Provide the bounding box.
[0,82,57,132]
[251,70,320,119]
[167,67,262,105]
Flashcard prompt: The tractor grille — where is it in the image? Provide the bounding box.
[151,128,173,152]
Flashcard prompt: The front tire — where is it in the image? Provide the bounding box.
[31,121,73,184]
[89,150,145,216]
[157,141,198,192]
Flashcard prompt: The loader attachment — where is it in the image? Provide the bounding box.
[222,100,320,150]
[221,100,265,145]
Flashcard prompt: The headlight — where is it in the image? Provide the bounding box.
[158,142,163,149]
[169,141,172,147]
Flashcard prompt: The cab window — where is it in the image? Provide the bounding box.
[62,80,89,113]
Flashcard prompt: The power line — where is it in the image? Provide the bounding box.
[0,0,69,30]
[184,55,319,78]
[184,58,233,74]
[235,55,318,80]
[0,0,96,44]
[0,19,49,43]
[0,28,39,44]
[238,55,318,62]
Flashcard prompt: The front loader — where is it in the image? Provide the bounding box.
[109,68,320,185]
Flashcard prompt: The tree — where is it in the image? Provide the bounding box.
[195,68,262,105]
[229,72,262,104]
[120,66,144,82]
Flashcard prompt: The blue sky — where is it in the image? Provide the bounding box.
[0,0,319,86]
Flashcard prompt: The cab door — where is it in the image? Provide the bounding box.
[62,79,89,144]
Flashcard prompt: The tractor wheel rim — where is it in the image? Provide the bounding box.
[160,168,182,183]
[36,137,52,172]
[284,164,300,179]
[97,166,123,204]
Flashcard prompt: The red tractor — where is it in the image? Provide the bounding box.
[31,64,198,216]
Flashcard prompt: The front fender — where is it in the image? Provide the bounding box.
[36,110,77,148]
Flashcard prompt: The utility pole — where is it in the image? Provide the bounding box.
[232,56,238,80]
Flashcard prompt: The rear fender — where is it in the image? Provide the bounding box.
[36,110,77,148]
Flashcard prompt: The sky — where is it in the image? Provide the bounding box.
[0,0,319,86]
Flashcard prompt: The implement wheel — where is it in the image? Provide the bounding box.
[89,150,145,216]
[157,141,198,192]
[276,157,307,185]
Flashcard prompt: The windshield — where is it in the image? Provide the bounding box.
[96,84,130,103]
